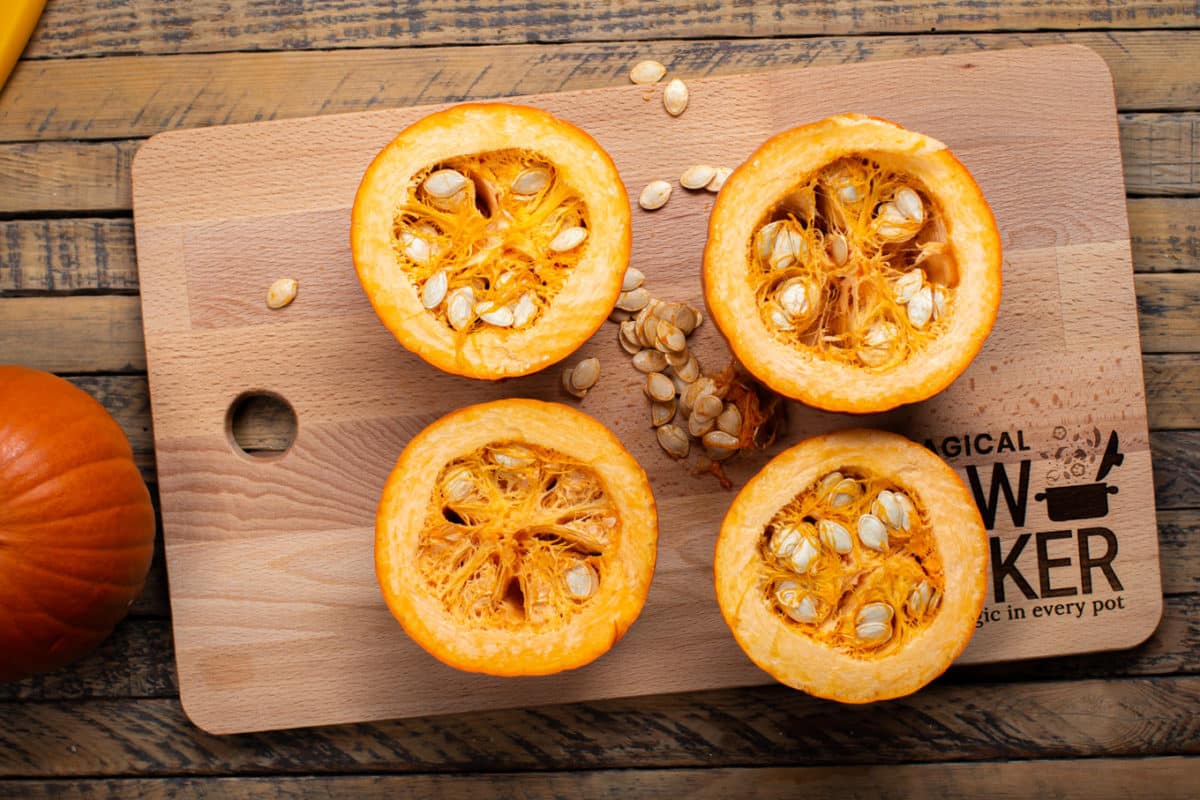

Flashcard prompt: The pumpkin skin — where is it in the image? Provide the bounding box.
[376,398,657,676]
[0,366,156,683]
[703,113,1002,413]
[714,428,987,703]
[352,102,631,380]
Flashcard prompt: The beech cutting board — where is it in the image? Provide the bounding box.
[133,45,1161,734]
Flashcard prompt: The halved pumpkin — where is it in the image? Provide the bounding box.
[352,103,631,380]
[703,113,1001,413]
[714,428,987,702]
[376,398,657,676]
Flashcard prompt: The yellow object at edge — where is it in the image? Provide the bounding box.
[0,0,47,92]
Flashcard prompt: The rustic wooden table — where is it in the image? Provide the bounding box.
[1,1,1198,797]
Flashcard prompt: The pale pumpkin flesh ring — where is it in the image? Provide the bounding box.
[352,103,631,380]
[714,429,988,703]
[376,399,657,677]
[704,113,1002,413]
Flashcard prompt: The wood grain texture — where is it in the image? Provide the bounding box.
[1,677,1198,775]
[127,47,1164,733]
[1145,355,1200,429]
[21,1,1200,58]
[3,115,1195,216]
[3,758,1198,799]
[1151,431,1200,509]
[1130,198,1200,273]
[0,219,138,293]
[3,31,1199,144]
[1137,274,1200,351]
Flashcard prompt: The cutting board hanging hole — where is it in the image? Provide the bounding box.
[226,391,297,460]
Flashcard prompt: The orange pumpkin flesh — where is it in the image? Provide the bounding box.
[0,366,156,683]
[704,113,1002,413]
[352,102,631,380]
[714,428,987,703]
[376,399,657,676]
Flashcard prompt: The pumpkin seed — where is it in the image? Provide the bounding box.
[830,477,862,508]
[857,514,889,552]
[907,581,933,617]
[769,526,801,558]
[266,277,298,309]
[400,231,432,266]
[693,394,723,422]
[775,580,818,623]
[872,490,904,529]
[512,292,537,327]
[629,59,667,85]
[492,445,535,468]
[672,352,699,384]
[633,349,668,373]
[701,429,738,451]
[619,321,642,354]
[655,319,686,353]
[787,537,820,575]
[716,404,741,436]
[680,164,717,190]
[663,78,688,116]
[645,372,676,402]
[688,412,715,438]
[446,287,475,330]
[855,620,892,643]
[770,223,806,270]
[564,562,598,599]
[617,287,652,312]
[639,180,672,210]
[817,519,853,554]
[828,232,849,266]
[511,167,551,196]
[857,602,894,626]
[907,286,934,328]
[670,372,689,395]
[893,269,924,304]
[570,357,601,393]
[932,285,948,320]
[705,444,737,461]
[651,398,676,427]
[479,305,514,327]
[707,166,732,192]
[656,424,690,458]
[423,169,470,199]
[622,267,646,292]
[549,226,588,253]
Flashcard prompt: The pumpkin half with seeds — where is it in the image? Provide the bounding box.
[376,398,657,675]
[352,103,631,380]
[703,114,1001,413]
[714,428,987,702]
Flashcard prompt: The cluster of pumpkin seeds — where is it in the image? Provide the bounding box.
[420,443,618,629]
[394,150,589,334]
[761,469,944,655]
[752,157,958,369]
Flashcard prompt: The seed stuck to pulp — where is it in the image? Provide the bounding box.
[761,469,943,657]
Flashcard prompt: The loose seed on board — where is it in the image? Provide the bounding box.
[702,430,738,451]
[716,404,741,436]
[857,514,889,552]
[688,412,715,438]
[673,353,700,383]
[655,319,687,353]
[657,424,690,459]
[622,267,646,292]
[705,444,737,461]
[663,78,689,116]
[511,167,551,196]
[645,372,676,402]
[680,164,717,190]
[707,166,732,192]
[651,398,677,427]
[617,287,652,312]
[619,321,642,354]
[570,357,601,394]
[633,348,668,373]
[639,180,672,210]
[693,394,724,421]
[266,277,298,309]
[549,226,588,253]
[630,59,667,85]
[564,563,598,599]
[670,372,689,395]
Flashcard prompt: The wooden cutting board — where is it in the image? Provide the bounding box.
[133,45,1161,735]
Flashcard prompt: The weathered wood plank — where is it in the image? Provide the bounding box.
[2,31,1199,145]
[0,219,138,293]
[1145,354,1200,430]
[1159,510,1200,596]
[3,758,1198,799]
[1137,274,1200,352]
[2,275,1192,373]
[1152,431,1200,511]
[0,141,136,214]
[0,295,144,372]
[2,113,1193,215]
[0,677,1196,775]
[22,1,1200,58]
[1130,198,1200,273]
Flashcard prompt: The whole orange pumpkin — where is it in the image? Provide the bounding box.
[0,365,156,683]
